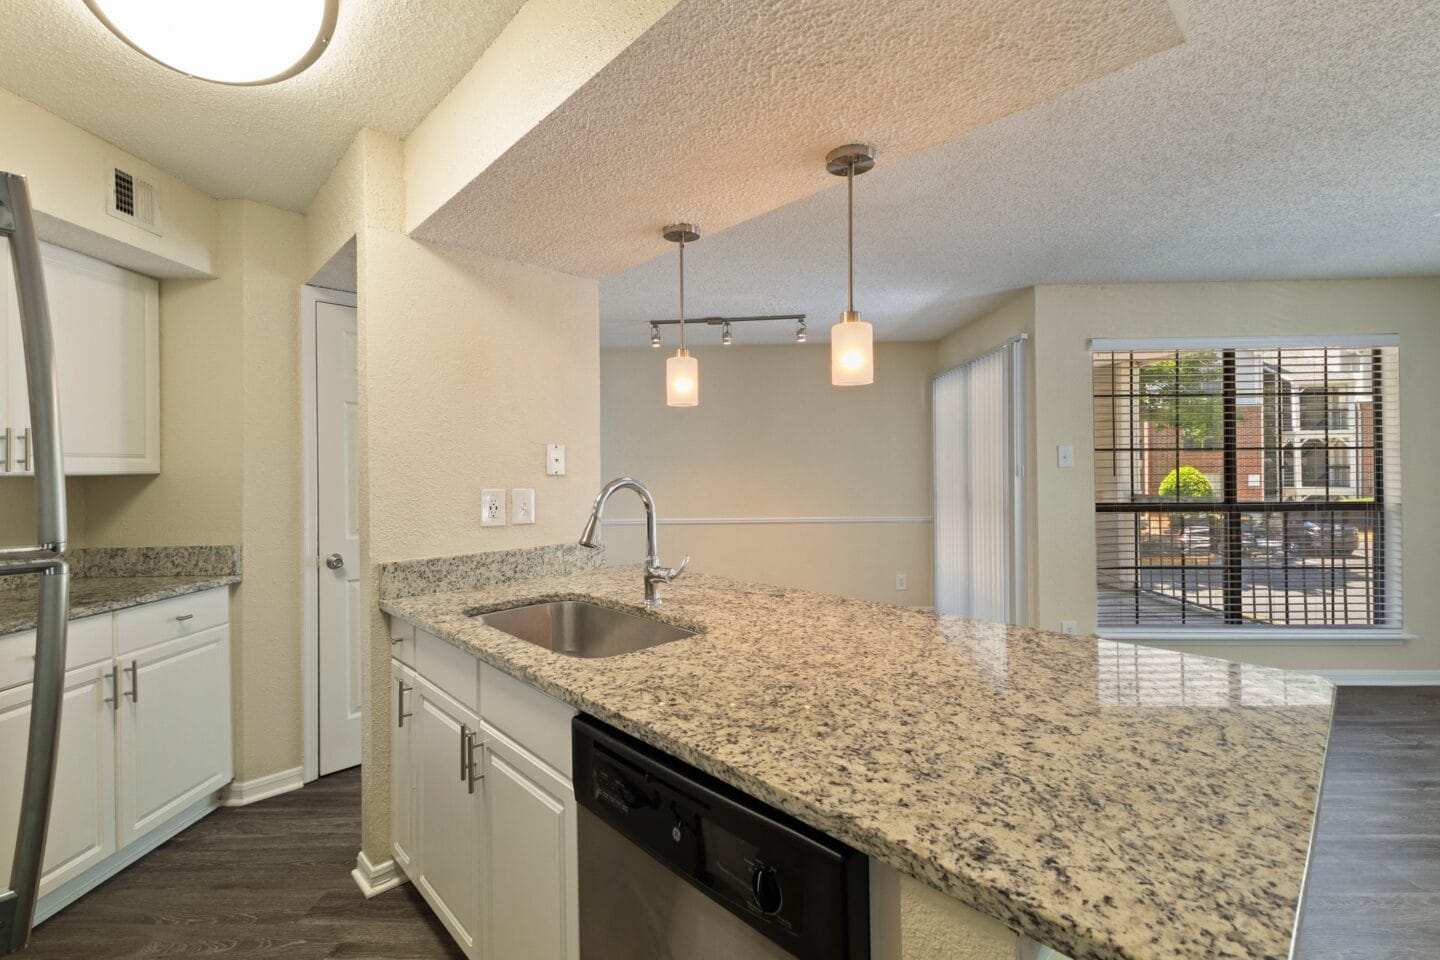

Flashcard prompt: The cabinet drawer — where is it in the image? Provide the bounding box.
[117,588,228,655]
[0,613,112,691]
[388,618,416,667]
[480,663,575,780]
[415,630,479,713]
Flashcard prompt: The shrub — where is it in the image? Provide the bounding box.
[1157,466,1213,500]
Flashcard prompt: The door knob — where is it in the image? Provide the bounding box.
[325,553,344,570]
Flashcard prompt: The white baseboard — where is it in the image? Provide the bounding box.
[222,766,306,807]
[1311,669,1440,686]
[352,850,407,898]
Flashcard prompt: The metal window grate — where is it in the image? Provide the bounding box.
[1092,345,1401,631]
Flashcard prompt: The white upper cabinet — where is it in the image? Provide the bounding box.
[0,239,159,476]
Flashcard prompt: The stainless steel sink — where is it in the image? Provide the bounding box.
[473,600,695,658]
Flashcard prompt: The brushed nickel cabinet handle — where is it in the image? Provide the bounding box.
[103,664,121,708]
[460,724,471,782]
[175,613,194,622]
[125,660,138,702]
[466,731,485,794]
[1,427,10,473]
[396,681,412,728]
[17,427,30,472]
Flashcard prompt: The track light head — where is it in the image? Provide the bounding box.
[650,324,661,348]
[795,320,807,343]
[721,322,732,346]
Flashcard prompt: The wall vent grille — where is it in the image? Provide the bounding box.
[106,166,161,234]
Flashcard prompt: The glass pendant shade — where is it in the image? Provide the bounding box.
[84,0,338,85]
[666,350,698,407]
[830,311,874,386]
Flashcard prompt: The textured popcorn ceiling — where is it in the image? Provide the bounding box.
[414,0,1185,275]
[0,0,527,210]
[600,0,1440,346]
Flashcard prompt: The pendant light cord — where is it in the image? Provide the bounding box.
[847,161,855,315]
[678,238,687,353]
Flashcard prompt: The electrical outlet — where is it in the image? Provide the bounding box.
[512,488,536,525]
[1060,619,1079,635]
[895,573,908,591]
[546,443,566,476]
[481,489,506,527]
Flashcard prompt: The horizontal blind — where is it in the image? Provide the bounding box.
[1092,344,1401,631]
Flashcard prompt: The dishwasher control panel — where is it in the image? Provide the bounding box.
[573,715,869,960]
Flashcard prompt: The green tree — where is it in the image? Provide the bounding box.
[1138,352,1223,446]
[1157,466,1214,499]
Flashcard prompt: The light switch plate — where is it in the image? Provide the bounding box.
[895,573,908,591]
[546,444,566,476]
[1057,444,1075,469]
[481,489,506,527]
[512,488,536,525]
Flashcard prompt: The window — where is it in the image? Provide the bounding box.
[1092,339,1401,633]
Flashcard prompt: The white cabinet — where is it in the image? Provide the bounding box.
[413,675,485,958]
[0,588,232,922]
[116,626,232,846]
[480,724,578,960]
[391,661,417,874]
[0,664,117,899]
[390,626,579,960]
[0,239,159,476]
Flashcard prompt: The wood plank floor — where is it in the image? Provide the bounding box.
[23,768,463,959]
[1294,686,1440,960]
[19,687,1439,959]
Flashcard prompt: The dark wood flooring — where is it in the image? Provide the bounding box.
[23,768,463,959]
[1294,686,1440,960]
[18,688,1439,959]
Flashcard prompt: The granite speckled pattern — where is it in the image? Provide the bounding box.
[379,543,602,599]
[382,564,1334,960]
[0,546,241,635]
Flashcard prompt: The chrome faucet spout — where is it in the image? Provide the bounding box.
[578,477,688,606]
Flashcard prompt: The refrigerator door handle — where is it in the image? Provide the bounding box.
[0,170,70,957]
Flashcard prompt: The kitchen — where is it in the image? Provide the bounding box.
[1,1,1437,959]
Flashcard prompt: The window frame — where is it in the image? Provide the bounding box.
[1090,335,1406,643]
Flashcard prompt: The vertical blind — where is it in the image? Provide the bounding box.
[1091,339,1402,632]
[934,338,1026,621]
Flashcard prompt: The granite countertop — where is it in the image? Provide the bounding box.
[381,565,1334,960]
[0,574,241,635]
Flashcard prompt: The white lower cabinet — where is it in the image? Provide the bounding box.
[0,664,117,898]
[0,588,233,922]
[117,626,233,846]
[391,627,578,960]
[413,676,485,957]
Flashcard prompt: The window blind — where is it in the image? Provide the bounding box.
[1091,343,1401,632]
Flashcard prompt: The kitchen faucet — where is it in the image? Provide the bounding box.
[579,478,688,607]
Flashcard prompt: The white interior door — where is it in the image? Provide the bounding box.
[316,295,361,775]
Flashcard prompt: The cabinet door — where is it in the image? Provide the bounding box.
[391,660,417,874]
[0,664,117,898]
[480,725,578,960]
[117,627,232,846]
[414,677,484,960]
[40,243,160,475]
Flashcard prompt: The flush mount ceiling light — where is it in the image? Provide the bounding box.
[663,223,700,408]
[83,0,340,85]
[826,144,876,386]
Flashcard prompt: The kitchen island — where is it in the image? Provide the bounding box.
[381,559,1333,960]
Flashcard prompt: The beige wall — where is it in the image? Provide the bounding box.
[0,85,217,278]
[1030,279,1440,672]
[601,342,935,605]
[82,199,308,781]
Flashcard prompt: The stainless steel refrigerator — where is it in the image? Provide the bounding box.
[0,171,71,955]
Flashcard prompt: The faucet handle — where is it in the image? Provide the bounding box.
[670,556,690,580]
[651,556,689,583]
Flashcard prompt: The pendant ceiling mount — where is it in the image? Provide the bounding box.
[825,144,877,178]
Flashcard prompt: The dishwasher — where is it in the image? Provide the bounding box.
[573,715,869,960]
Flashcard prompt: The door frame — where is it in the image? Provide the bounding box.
[300,283,358,783]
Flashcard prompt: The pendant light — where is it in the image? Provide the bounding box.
[663,223,700,407]
[826,144,876,386]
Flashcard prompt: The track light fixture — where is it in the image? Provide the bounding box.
[650,324,661,348]
[721,322,732,346]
